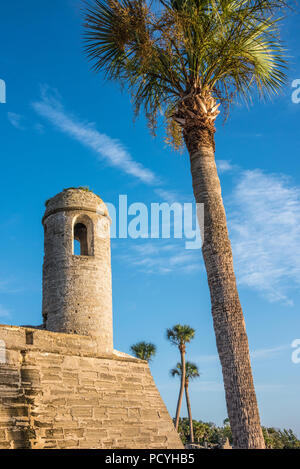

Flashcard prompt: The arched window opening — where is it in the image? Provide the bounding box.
[74,223,89,256]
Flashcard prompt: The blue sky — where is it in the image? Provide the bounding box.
[1,0,300,435]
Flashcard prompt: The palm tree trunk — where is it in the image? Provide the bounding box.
[185,380,194,443]
[184,126,265,449]
[174,346,186,431]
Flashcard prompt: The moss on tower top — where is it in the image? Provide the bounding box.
[45,187,103,207]
[63,186,91,193]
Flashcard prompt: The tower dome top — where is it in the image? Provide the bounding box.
[43,187,110,224]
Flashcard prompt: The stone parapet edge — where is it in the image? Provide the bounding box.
[0,325,143,363]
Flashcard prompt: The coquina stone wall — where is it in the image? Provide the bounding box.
[0,188,183,449]
[42,189,113,353]
[0,325,183,449]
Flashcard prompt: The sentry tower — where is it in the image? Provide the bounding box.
[42,188,113,353]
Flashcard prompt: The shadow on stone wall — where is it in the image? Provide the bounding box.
[0,350,38,449]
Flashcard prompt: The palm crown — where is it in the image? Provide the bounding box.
[171,361,200,381]
[130,341,157,361]
[84,0,287,148]
[166,324,195,350]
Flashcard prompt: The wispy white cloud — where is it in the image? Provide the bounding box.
[255,383,286,392]
[121,241,201,275]
[189,381,285,393]
[167,377,286,395]
[251,345,290,360]
[0,278,23,295]
[229,169,300,304]
[193,344,289,364]
[0,280,9,291]
[216,159,236,174]
[7,112,24,130]
[32,87,158,185]
[191,381,223,392]
[193,354,219,364]
[34,123,45,134]
[0,305,11,319]
[154,188,188,204]
[7,111,45,133]
[159,380,223,393]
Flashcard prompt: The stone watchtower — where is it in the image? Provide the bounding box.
[0,187,183,449]
[42,188,113,353]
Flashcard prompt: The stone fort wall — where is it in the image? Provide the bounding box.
[0,325,183,449]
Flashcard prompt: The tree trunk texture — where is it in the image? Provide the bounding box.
[185,380,194,443]
[184,126,265,449]
[175,347,186,431]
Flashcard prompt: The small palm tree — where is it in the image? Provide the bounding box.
[166,324,195,431]
[83,0,288,448]
[130,341,157,362]
[171,361,200,443]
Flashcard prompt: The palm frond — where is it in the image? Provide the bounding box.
[83,0,288,145]
[170,361,201,379]
[130,341,157,361]
[166,324,196,346]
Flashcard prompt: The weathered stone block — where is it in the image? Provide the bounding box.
[71,407,93,418]
[0,327,183,449]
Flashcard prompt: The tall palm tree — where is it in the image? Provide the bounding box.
[166,324,195,431]
[130,341,157,362]
[171,361,200,443]
[83,0,288,448]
